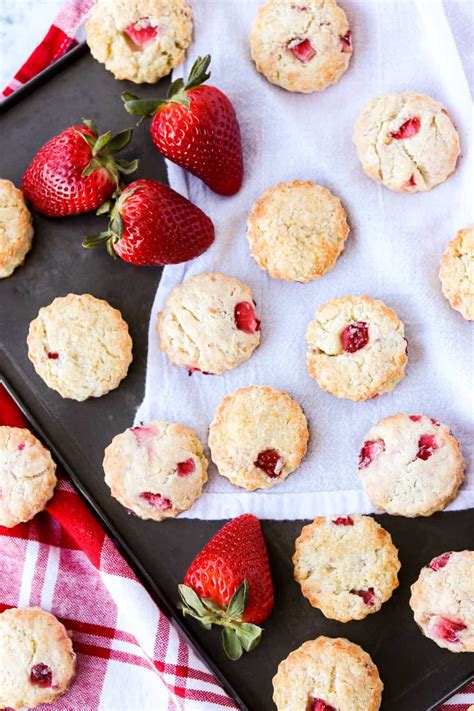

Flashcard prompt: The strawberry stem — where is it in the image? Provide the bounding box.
[122,55,213,117]
[177,581,263,660]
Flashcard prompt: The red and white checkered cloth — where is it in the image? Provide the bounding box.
[1,1,472,708]
[0,385,237,710]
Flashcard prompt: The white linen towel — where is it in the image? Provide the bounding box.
[136,0,474,520]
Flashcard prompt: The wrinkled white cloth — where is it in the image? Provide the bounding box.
[137,0,474,520]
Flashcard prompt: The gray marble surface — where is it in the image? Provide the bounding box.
[0,0,472,92]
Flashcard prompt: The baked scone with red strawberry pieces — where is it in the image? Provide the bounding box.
[353,92,460,192]
[272,636,383,711]
[0,607,76,710]
[0,179,34,279]
[0,426,57,528]
[305,295,407,401]
[157,272,261,375]
[247,180,349,283]
[358,413,464,517]
[209,386,309,491]
[250,0,352,93]
[293,515,400,622]
[27,294,133,401]
[439,225,474,321]
[104,420,207,521]
[410,551,474,653]
[86,0,193,84]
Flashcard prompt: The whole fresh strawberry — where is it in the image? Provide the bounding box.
[178,514,274,660]
[122,55,243,196]
[83,178,214,266]
[22,119,137,217]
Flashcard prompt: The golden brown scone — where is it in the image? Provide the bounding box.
[209,386,309,491]
[0,179,34,278]
[247,181,349,283]
[86,0,193,83]
[306,295,407,401]
[250,0,352,93]
[272,636,383,710]
[353,92,460,192]
[293,515,400,622]
[439,225,474,320]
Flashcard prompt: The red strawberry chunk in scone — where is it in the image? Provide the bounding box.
[428,552,452,571]
[288,38,316,63]
[350,588,376,606]
[47,352,59,359]
[312,700,337,711]
[432,616,466,644]
[124,18,158,46]
[131,424,158,445]
[341,321,369,352]
[254,449,284,478]
[341,29,352,52]
[177,458,196,477]
[30,663,52,687]
[390,117,420,140]
[332,516,354,526]
[140,492,172,511]
[234,302,260,334]
[416,434,438,460]
[403,174,417,190]
[359,439,385,469]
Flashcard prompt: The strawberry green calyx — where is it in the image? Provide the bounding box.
[122,55,212,117]
[76,118,138,187]
[178,580,263,661]
[82,186,135,258]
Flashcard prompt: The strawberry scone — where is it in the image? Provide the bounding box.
[293,515,400,622]
[358,413,464,517]
[305,295,407,401]
[157,272,261,375]
[439,225,474,321]
[0,179,34,278]
[104,420,207,521]
[250,0,352,93]
[272,636,383,711]
[0,427,57,528]
[0,607,76,710]
[247,180,349,282]
[353,92,460,192]
[410,551,474,653]
[27,294,133,401]
[209,386,309,491]
[86,0,193,84]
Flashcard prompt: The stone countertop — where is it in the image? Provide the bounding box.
[0,0,472,93]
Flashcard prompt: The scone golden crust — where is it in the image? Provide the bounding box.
[208,386,309,491]
[409,551,474,653]
[0,607,76,710]
[272,636,383,711]
[247,181,349,283]
[157,272,261,375]
[305,295,407,401]
[439,225,474,320]
[353,91,460,192]
[358,413,464,517]
[293,515,400,622]
[27,293,133,401]
[104,420,207,521]
[86,0,193,84]
[250,0,352,93]
[0,179,34,279]
[0,427,57,528]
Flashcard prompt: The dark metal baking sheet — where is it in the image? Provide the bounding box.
[0,46,472,711]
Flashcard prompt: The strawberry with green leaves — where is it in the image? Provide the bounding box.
[178,514,274,660]
[83,178,214,266]
[122,55,243,197]
[22,119,137,217]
